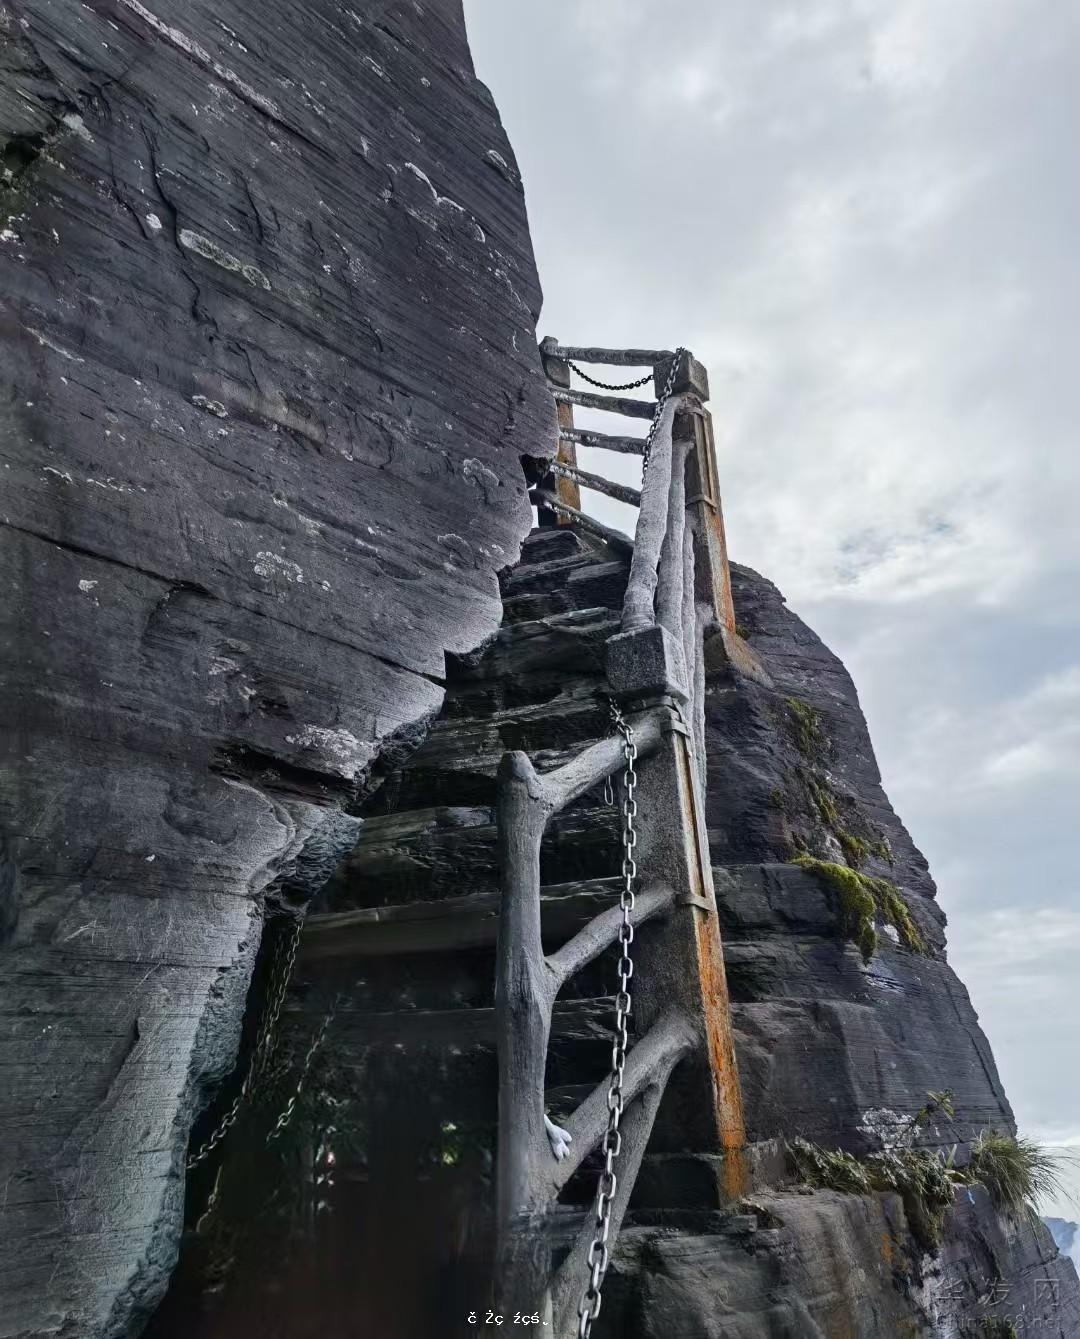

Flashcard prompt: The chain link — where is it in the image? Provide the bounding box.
[641,347,687,482]
[568,361,654,392]
[266,1004,336,1143]
[577,701,638,1338]
[185,912,306,1171]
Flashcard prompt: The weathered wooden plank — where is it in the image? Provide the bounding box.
[530,489,633,552]
[553,387,656,420]
[549,460,641,508]
[541,343,673,368]
[559,427,646,455]
[282,996,616,1046]
[300,878,628,959]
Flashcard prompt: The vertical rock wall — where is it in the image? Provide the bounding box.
[0,2,553,1334]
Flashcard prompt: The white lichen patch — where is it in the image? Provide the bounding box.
[145,212,163,233]
[192,394,228,417]
[284,725,375,779]
[116,0,281,118]
[253,551,304,591]
[178,228,270,289]
[404,162,465,213]
[61,113,95,143]
[24,328,85,363]
[78,579,98,593]
[462,457,500,494]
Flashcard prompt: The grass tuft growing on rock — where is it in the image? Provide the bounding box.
[793,854,924,960]
[966,1131,1074,1213]
[787,1137,958,1250]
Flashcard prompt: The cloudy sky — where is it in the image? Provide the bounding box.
[465,0,1080,1216]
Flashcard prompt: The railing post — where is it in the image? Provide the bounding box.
[539,335,581,526]
[603,635,747,1203]
[656,351,737,637]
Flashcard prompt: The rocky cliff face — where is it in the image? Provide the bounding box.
[0,2,553,1334]
[607,561,1080,1337]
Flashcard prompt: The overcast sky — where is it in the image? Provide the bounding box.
[465,0,1080,1218]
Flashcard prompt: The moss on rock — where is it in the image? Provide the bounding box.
[793,854,924,960]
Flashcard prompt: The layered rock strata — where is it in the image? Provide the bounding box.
[0,2,552,1332]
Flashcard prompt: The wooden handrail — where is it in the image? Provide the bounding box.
[552,387,655,420]
[540,342,672,367]
[620,395,679,633]
[558,426,646,455]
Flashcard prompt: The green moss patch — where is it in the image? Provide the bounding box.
[793,855,924,959]
[784,696,826,757]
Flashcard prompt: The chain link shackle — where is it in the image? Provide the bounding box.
[577,701,638,1337]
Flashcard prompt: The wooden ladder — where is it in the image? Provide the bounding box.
[495,341,748,1334]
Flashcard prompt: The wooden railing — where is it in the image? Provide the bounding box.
[497,342,748,1334]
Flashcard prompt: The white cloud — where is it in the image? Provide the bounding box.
[465,0,1080,1178]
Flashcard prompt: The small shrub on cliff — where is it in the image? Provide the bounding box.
[792,854,924,960]
[980,1318,1018,1338]
[966,1131,1072,1213]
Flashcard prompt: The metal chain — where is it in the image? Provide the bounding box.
[641,347,687,481]
[186,912,306,1171]
[568,361,654,392]
[577,701,638,1338]
[266,1003,336,1143]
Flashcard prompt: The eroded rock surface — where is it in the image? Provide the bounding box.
[0,1,553,1333]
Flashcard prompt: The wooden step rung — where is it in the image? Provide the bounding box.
[550,460,640,508]
[301,877,624,960]
[282,996,616,1046]
[559,427,646,455]
[553,387,655,420]
[542,343,672,367]
[530,489,633,551]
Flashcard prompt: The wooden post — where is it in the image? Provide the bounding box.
[657,351,736,636]
[539,336,581,526]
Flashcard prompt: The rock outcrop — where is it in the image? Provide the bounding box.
[0,2,553,1334]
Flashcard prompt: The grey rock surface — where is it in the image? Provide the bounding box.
[0,2,553,1334]
[708,564,1012,1153]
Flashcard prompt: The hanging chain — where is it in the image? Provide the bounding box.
[266,1003,336,1143]
[641,347,686,481]
[568,361,654,392]
[577,701,638,1338]
[186,911,306,1171]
